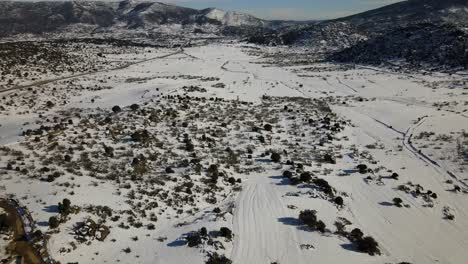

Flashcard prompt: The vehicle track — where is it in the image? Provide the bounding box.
[369,114,468,188]
[0,49,183,95]
[231,174,304,264]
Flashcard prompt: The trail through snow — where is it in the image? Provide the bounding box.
[231,173,304,264]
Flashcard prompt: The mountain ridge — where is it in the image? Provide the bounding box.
[0,0,266,36]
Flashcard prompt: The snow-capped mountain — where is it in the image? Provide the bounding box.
[0,0,266,36]
[200,8,265,27]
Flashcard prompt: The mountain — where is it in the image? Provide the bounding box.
[325,0,468,69]
[330,23,468,70]
[0,0,265,36]
[247,0,468,69]
[250,0,468,46]
[200,8,265,27]
[333,0,468,33]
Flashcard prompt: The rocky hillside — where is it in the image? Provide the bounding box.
[248,0,468,69]
[329,23,468,70]
[333,0,468,33]
[0,0,265,36]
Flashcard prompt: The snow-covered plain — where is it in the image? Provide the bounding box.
[1,42,467,264]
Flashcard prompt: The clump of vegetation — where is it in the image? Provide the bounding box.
[206,253,232,264]
[357,164,368,174]
[58,198,72,215]
[270,152,281,163]
[393,197,403,207]
[219,227,233,240]
[298,210,326,233]
[49,216,60,229]
[348,228,381,256]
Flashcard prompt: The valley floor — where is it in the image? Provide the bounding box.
[0,42,467,264]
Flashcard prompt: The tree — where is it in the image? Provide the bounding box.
[393,197,403,207]
[357,164,368,174]
[356,236,381,256]
[313,178,333,196]
[282,170,293,178]
[299,210,317,228]
[112,105,122,113]
[58,198,71,215]
[271,152,281,163]
[219,227,233,240]
[46,101,55,108]
[334,196,344,206]
[49,216,59,229]
[131,129,150,143]
[349,228,363,242]
[130,103,139,111]
[200,227,208,237]
[300,172,312,182]
[263,124,273,131]
[316,220,326,233]
[206,253,232,264]
[186,232,202,247]
[323,153,336,164]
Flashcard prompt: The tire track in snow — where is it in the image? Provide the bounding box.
[368,114,468,188]
[231,175,304,264]
[336,77,358,93]
[0,49,183,95]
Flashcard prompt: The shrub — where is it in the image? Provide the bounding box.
[316,220,326,233]
[299,210,317,228]
[219,227,233,240]
[323,153,336,164]
[185,141,195,152]
[130,104,139,111]
[263,124,273,132]
[393,197,403,207]
[300,172,312,182]
[186,232,202,247]
[58,198,71,215]
[258,135,265,143]
[46,101,55,108]
[357,164,368,174]
[271,152,281,163]
[112,105,122,113]
[334,196,344,206]
[49,216,59,229]
[313,178,333,196]
[165,167,175,173]
[356,236,381,256]
[349,228,363,242]
[206,253,232,264]
[200,227,208,237]
[227,177,236,185]
[131,129,150,142]
[282,170,293,178]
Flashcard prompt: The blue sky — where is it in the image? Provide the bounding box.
[168,0,403,20]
